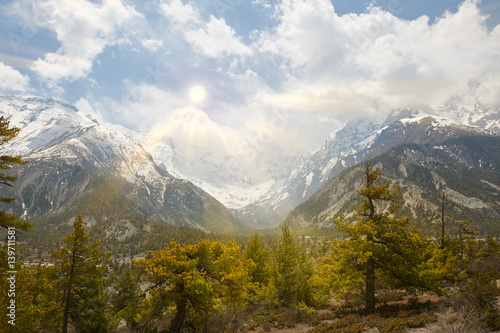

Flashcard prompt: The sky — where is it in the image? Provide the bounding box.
[1,0,500,176]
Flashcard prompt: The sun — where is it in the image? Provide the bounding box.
[189,85,206,102]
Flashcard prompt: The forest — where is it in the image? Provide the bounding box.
[1,118,500,332]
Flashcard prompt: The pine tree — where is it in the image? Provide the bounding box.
[0,116,31,231]
[137,240,219,333]
[335,164,442,313]
[111,267,142,330]
[50,215,111,333]
[137,239,254,332]
[272,221,313,307]
[244,232,271,287]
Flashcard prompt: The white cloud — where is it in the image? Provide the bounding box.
[0,62,30,92]
[74,97,104,123]
[185,16,252,58]
[144,106,243,160]
[160,0,201,26]
[141,39,164,52]
[256,81,380,117]
[253,0,500,116]
[159,0,251,59]
[9,0,140,85]
[96,83,188,129]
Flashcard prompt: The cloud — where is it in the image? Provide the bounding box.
[141,39,164,52]
[78,0,500,182]
[184,16,252,58]
[74,97,104,123]
[8,0,140,86]
[253,0,500,116]
[256,81,380,117]
[160,0,201,26]
[95,83,189,129]
[144,106,243,160]
[159,0,251,59]
[0,62,30,92]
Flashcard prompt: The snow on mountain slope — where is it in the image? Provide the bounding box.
[3,94,498,228]
[1,95,97,155]
[287,136,500,234]
[124,99,500,227]
[0,95,239,231]
[135,110,300,210]
[233,103,500,225]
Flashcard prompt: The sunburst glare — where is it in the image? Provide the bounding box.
[189,85,206,102]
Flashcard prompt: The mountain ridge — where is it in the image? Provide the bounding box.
[2,94,499,230]
[232,104,500,226]
[0,94,240,233]
[287,135,500,235]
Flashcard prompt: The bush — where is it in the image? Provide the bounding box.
[308,316,365,333]
[406,312,438,328]
[425,307,490,333]
[449,278,500,329]
[378,317,405,333]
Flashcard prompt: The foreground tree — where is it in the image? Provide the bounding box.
[49,215,111,333]
[137,240,251,333]
[334,164,444,313]
[0,116,31,231]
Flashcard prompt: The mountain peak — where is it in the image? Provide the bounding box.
[0,95,240,232]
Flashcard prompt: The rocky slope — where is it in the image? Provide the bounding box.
[287,136,500,235]
[235,104,500,226]
[0,95,239,233]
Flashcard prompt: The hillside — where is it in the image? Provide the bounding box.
[287,136,500,235]
[234,106,500,226]
[0,95,240,234]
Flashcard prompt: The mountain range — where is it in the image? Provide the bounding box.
[1,94,499,236]
[0,95,237,233]
[287,135,500,235]
[229,103,500,226]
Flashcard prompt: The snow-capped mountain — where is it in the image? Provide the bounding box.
[134,109,300,214]
[0,95,238,232]
[287,135,500,234]
[123,97,500,227]
[230,102,500,225]
[2,94,498,229]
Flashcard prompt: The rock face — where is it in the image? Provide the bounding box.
[287,136,500,235]
[2,94,499,231]
[236,105,500,226]
[0,95,238,233]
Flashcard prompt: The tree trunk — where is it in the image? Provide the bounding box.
[441,193,446,250]
[168,282,187,333]
[365,235,376,314]
[62,253,76,333]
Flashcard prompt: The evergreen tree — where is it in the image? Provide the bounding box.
[137,240,220,332]
[272,221,313,307]
[111,267,142,330]
[137,239,253,332]
[335,164,443,313]
[0,116,31,231]
[212,239,252,304]
[49,215,112,333]
[244,232,271,287]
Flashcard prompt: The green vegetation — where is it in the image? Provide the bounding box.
[0,116,32,231]
[1,162,500,332]
[48,215,112,332]
[333,165,445,313]
[288,136,500,236]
